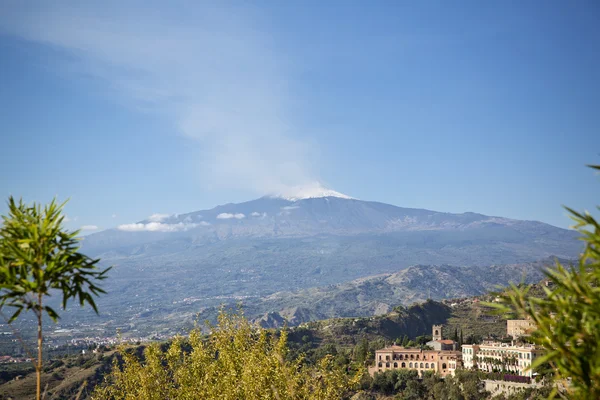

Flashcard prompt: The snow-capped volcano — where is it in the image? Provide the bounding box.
[269,182,353,201]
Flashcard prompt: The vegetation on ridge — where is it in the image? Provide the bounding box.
[92,310,362,400]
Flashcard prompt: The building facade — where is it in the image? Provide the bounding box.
[368,346,461,377]
[427,339,457,351]
[462,341,543,377]
[425,324,458,351]
[506,319,534,338]
[432,324,443,341]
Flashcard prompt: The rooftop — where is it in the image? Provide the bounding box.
[433,339,455,345]
[464,341,538,350]
[376,346,460,354]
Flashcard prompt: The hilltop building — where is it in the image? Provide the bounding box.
[368,346,460,377]
[432,324,443,341]
[369,326,461,377]
[427,339,458,351]
[506,319,534,338]
[462,341,543,377]
[426,324,458,350]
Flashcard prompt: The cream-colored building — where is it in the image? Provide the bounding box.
[426,325,458,351]
[507,319,534,338]
[462,341,543,377]
[368,326,462,377]
[368,346,461,377]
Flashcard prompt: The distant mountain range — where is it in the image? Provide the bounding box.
[72,193,581,334]
[84,195,579,251]
[246,258,570,327]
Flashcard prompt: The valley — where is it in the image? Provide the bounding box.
[1,195,580,353]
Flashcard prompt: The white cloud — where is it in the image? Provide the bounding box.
[251,212,261,217]
[63,215,72,223]
[199,221,211,226]
[80,225,99,231]
[117,222,199,232]
[216,213,245,220]
[0,4,320,196]
[111,214,117,218]
[148,213,171,222]
[281,206,300,210]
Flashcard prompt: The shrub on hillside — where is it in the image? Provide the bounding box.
[93,310,361,399]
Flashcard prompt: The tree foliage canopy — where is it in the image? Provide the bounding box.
[93,310,362,400]
[0,196,110,400]
[0,196,110,322]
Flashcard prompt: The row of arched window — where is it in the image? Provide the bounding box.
[378,362,438,369]
[391,354,435,361]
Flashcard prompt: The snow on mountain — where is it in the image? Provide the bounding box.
[270,182,353,201]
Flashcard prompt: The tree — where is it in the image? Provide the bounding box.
[454,369,488,400]
[0,197,110,400]
[415,335,431,346]
[354,337,369,365]
[93,310,361,399]
[401,335,409,347]
[401,379,425,400]
[493,164,600,399]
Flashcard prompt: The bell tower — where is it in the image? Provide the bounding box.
[432,325,443,341]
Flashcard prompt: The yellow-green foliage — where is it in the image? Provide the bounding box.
[493,164,600,399]
[92,311,361,399]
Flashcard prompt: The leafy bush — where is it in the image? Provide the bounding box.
[93,310,361,399]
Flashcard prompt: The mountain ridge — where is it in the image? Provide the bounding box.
[67,195,582,336]
[245,257,568,327]
[83,196,577,249]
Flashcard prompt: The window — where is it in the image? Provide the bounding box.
[386,355,390,361]
[442,363,447,370]
[425,363,429,368]
[378,355,381,361]
[378,362,382,367]
[401,362,406,368]
[409,362,413,368]
[386,362,390,368]
[420,363,424,368]
[394,362,398,368]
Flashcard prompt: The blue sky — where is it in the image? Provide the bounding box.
[1,1,599,231]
